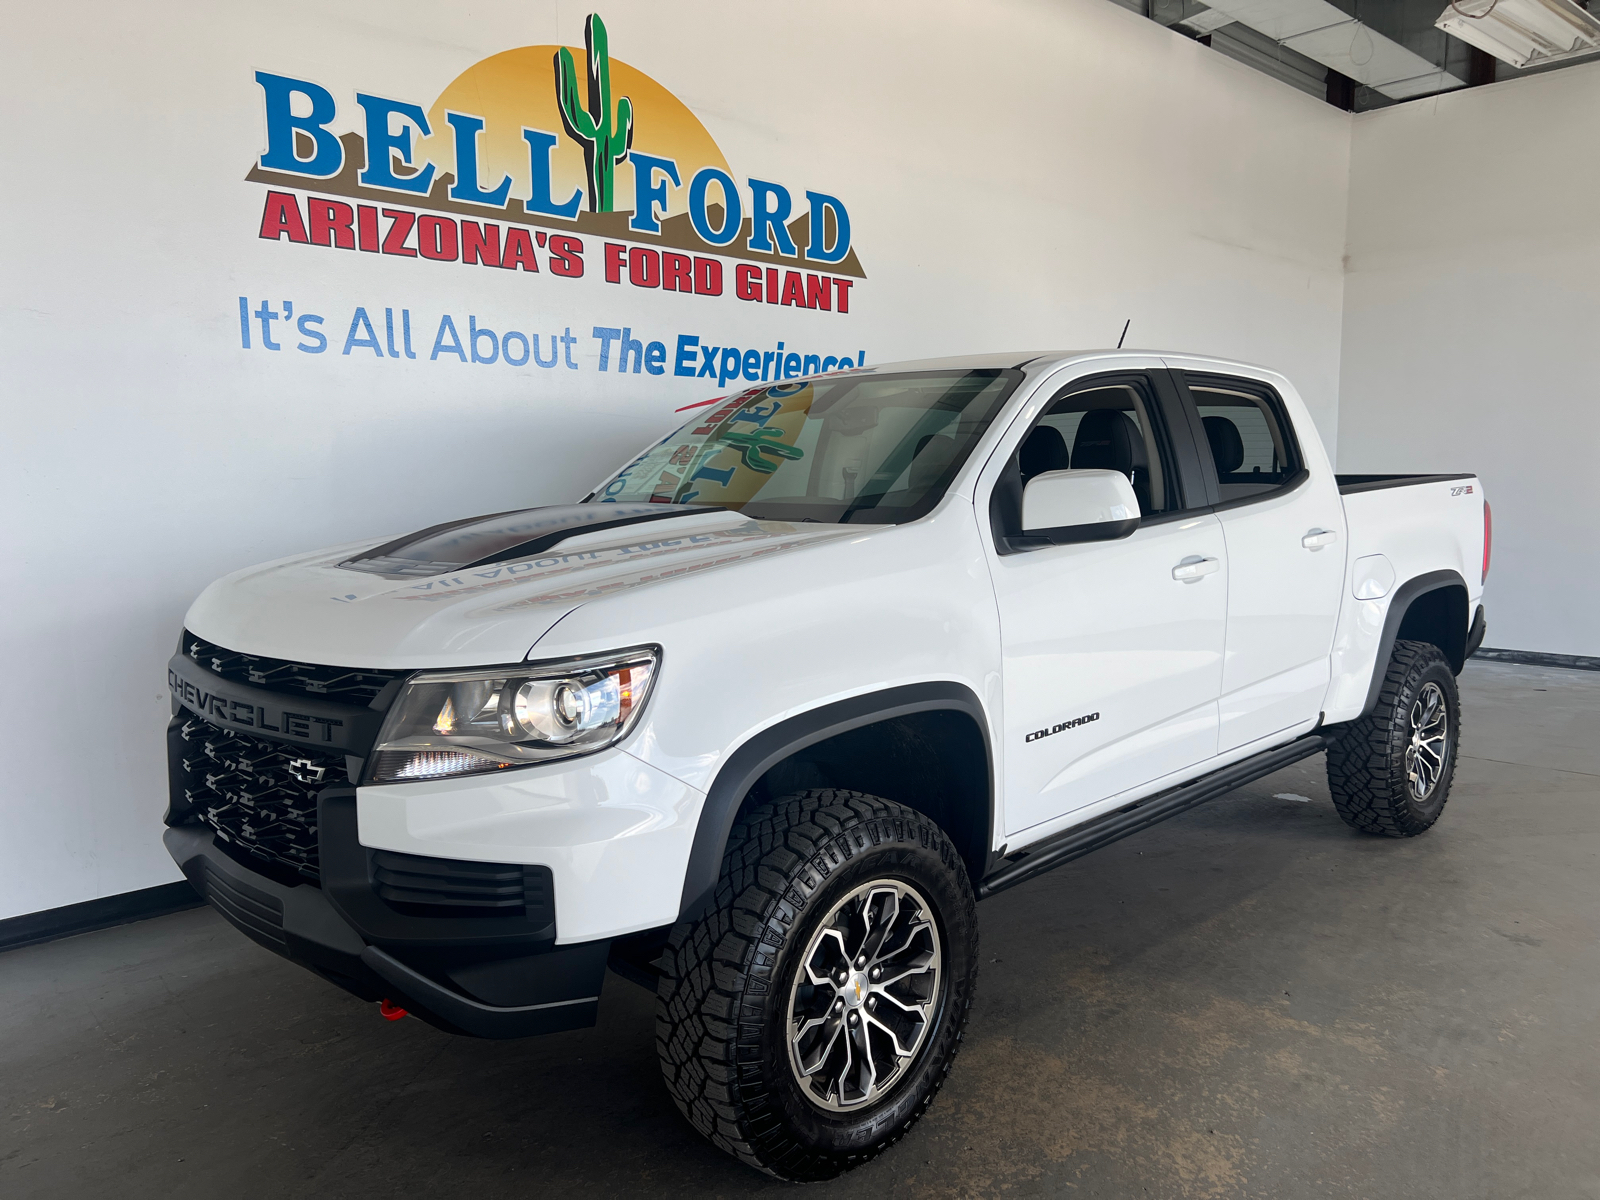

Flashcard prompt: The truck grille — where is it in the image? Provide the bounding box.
[182,631,403,706]
[174,716,340,884]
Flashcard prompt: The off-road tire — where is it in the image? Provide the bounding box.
[655,789,979,1181]
[1327,639,1460,837]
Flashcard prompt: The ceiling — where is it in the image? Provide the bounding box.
[1104,0,1600,109]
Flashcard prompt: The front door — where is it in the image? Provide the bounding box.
[985,370,1228,839]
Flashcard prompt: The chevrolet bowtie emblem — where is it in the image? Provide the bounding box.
[287,757,327,785]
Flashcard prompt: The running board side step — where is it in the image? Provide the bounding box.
[976,732,1334,899]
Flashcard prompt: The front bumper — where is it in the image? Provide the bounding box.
[355,747,707,944]
[165,821,609,1038]
[163,638,702,1036]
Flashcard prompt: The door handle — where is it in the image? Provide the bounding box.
[1172,555,1221,583]
[1302,528,1338,550]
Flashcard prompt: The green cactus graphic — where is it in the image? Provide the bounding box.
[555,14,634,213]
[719,427,805,474]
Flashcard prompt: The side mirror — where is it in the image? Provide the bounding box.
[1021,469,1140,545]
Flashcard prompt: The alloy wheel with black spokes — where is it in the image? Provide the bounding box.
[1405,681,1451,802]
[787,880,942,1111]
[657,790,979,1181]
[1328,638,1461,837]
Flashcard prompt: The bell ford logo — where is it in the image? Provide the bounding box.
[246,13,861,307]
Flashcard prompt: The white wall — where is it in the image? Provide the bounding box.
[1340,62,1600,657]
[0,0,1352,920]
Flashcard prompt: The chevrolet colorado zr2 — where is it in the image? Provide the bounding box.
[164,350,1489,1179]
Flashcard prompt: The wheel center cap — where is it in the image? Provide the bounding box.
[842,971,869,1008]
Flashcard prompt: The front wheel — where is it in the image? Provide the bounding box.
[1327,639,1461,836]
[655,790,979,1181]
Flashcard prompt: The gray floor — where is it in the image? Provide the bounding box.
[4,660,1598,1199]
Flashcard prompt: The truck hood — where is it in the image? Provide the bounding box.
[184,506,857,669]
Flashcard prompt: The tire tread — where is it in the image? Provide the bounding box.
[655,789,975,1179]
[1326,639,1459,837]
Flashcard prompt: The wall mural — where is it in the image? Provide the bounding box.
[240,13,866,388]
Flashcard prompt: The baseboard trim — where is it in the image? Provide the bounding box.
[0,881,203,954]
[1475,646,1600,673]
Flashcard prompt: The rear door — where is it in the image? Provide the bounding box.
[983,367,1228,838]
[1172,370,1347,752]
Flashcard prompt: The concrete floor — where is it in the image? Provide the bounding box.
[3,659,1597,1198]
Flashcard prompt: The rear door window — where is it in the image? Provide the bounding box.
[1186,379,1301,503]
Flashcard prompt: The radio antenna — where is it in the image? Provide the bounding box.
[1116,319,1131,349]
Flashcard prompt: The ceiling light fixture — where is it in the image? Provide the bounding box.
[1436,0,1600,69]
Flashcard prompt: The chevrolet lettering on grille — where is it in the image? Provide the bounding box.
[165,652,383,754]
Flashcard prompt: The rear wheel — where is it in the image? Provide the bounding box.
[1327,639,1460,837]
[655,789,979,1181]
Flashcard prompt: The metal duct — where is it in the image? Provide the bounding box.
[1177,0,1468,97]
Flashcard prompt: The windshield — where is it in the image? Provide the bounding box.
[588,369,1022,524]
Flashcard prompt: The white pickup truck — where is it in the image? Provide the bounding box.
[164,350,1489,1180]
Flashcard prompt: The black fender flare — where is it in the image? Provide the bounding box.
[1358,568,1469,718]
[676,681,994,921]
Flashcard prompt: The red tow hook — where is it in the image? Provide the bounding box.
[379,999,408,1021]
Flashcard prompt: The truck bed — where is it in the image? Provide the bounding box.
[1321,471,1485,723]
[1336,473,1475,496]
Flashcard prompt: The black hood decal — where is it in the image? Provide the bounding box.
[339,504,724,578]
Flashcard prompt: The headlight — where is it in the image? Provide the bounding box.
[367,646,659,784]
